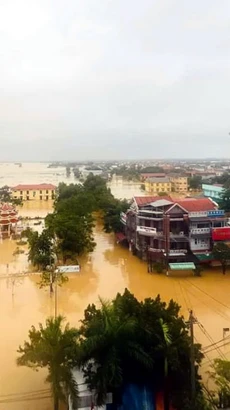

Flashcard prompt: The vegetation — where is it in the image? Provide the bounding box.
[211,358,230,408]
[212,242,230,274]
[111,165,141,181]
[39,270,68,294]
[17,316,79,410]
[188,175,202,190]
[141,166,165,173]
[23,229,55,270]
[18,290,211,410]
[0,185,22,205]
[79,289,206,409]
[219,187,230,212]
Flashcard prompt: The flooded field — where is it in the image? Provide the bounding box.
[0,163,229,409]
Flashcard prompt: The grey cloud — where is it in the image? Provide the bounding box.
[0,0,230,160]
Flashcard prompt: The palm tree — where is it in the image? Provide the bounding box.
[80,298,153,406]
[17,316,79,410]
[159,318,172,410]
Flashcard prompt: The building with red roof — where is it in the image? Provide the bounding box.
[121,195,230,268]
[12,184,56,201]
[0,203,18,238]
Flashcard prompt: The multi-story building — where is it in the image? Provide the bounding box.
[145,175,188,194]
[170,175,188,193]
[12,184,56,201]
[144,177,172,194]
[120,196,230,267]
[202,183,223,202]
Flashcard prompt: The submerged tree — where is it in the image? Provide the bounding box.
[24,229,55,270]
[17,316,79,410]
[212,242,230,275]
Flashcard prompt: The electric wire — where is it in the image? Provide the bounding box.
[185,279,230,312]
[197,322,226,360]
[182,281,230,322]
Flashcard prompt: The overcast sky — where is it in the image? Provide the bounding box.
[1,0,230,161]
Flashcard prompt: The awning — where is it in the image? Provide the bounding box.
[169,262,196,270]
[196,253,213,262]
[115,233,126,243]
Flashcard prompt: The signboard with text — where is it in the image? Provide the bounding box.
[58,265,80,273]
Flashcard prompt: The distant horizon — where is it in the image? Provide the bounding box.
[1,157,230,164]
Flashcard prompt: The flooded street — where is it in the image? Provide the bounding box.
[0,163,229,408]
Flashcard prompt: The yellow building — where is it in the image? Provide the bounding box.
[12,183,56,201]
[145,177,172,193]
[170,176,188,193]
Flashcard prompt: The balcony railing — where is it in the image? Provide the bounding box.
[148,248,187,255]
[190,227,210,234]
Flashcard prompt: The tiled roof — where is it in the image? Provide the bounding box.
[175,198,216,212]
[134,196,173,206]
[146,177,170,183]
[12,184,56,191]
[140,173,166,178]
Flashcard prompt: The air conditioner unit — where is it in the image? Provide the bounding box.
[180,231,184,236]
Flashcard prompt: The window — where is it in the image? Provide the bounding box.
[27,196,29,200]
[27,190,29,195]
[33,191,36,197]
[46,190,48,194]
[194,238,198,245]
[20,190,23,195]
[40,196,42,200]
[40,190,42,194]
[46,195,49,200]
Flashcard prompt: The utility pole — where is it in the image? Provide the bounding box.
[189,310,196,405]
[54,269,58,318]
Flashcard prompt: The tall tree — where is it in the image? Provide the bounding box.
[17,316,79,410]
[212,242,230,274]
[79,289,205,409]
[24,229,54,270]
[219,188,230,212]
[79,297,152,405]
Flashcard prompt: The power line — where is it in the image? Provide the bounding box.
[185,279,230,312]
[182,282,230,322]
[197,322,226,360]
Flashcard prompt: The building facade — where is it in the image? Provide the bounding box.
[121,196,230,266]
[170,176,188,193]
[145,176,188,194]
[144,177,172,193]
[202,183,223,201]
[12,184,56,201]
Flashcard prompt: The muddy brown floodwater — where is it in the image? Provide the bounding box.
[0,163,229,408]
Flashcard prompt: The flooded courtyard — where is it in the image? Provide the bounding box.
[0,163,229,409]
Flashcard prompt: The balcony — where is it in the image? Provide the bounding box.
[148,248,187,256]
[190,227,210,235]
[120,212,127,225]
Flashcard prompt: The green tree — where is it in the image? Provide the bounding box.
[212,242,230,274]
[210,359,230,408]
[39,269,68,294]
[0,185,22,205]
[17,316,79,410]
[219,188,230,212]
[79,297,152,405]
[160,319,171,410]
[79,289,205,409]
[103,199,129,233]
[189,175,202,190]
[25,229,54,270]
[46,196,95,262]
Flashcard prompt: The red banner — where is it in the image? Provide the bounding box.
[212,227,230,241]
